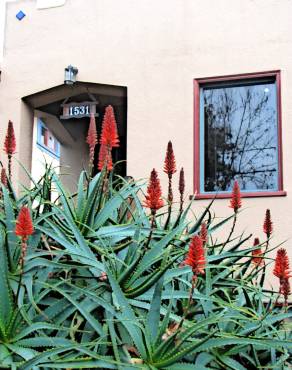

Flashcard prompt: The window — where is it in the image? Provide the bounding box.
[37,119,60,158]
[194,71,285,198]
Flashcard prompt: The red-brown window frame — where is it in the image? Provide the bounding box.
[193,70,286,199]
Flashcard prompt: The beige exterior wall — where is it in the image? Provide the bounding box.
[59,119,89,193]
[0,0,292,286]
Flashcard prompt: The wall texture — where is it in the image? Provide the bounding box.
[0,0,292,286]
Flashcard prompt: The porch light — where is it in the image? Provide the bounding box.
[64,65,78,85]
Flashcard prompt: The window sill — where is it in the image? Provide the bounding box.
[190,190,287,200]
[36,143,60,160]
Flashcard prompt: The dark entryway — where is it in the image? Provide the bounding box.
[23,82,127,189]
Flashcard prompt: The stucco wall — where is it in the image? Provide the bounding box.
[59,120,89,193]
[0,0,292,286]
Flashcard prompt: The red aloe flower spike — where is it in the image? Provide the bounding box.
[100,105,119,148]
[252,237,264,266]
[184,235,206,276]
[15,206,34,241]
[179,167,185,195]
[98,144,113,172]
[263,209,273,238]
[144,169,164,215]
[4,120,16,180]
[15,206,34,268]
[273,248,291,280]
[200,222,208,245]
[86,114,97,170]
[164,141,176,206]
[229,180,242,213]
[1,168,8,187]
[164,141,176,176]
[179,167,185,213]
[4,120,16,155]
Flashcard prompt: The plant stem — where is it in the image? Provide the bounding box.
[259,238,269,287]
[220,212,237,254]
[179,192,184,214]
[88,148,95,179]
[164,175,173,229]
[15,239,26,304]
[177,275,197,331]
[226,212,237,245]
[145,213,156,250]
[8,154,12,180]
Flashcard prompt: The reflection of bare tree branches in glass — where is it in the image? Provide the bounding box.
[204,83,277,192]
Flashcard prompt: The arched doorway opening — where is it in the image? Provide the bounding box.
[23,82,127,192]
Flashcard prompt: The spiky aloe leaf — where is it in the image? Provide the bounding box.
[125,250,183,298]
[104,260,147,360]
[2,186,18,270]
[17,344,116,370]
[153,330,217,368]
[146,276,164,346]
[42,282,104,336]
[93,184,143,229]
[167,363,209,370]
[0,229,13,332]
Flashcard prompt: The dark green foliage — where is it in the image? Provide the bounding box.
[0,164,291,369]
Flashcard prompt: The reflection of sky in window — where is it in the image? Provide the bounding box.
[203,81,278,192]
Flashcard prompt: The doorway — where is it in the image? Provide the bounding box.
[23,82,127,192]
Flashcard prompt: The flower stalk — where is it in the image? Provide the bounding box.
[252,238,264,267]
[163,141,176,205]
[1,167,8,188]
[178,167,185,214]
[3,120,16,180]
[263,209,273,252]
[98,105,119,199]
[177,235,206,331]
[163,141,176,223]
[226,180,242,244]
[86,114,98,177]
[200,222,208,246]
[144,169,164,249]
[273,248,291,308]
[15,206,34,303]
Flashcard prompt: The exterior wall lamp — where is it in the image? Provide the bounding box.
[64,65,78,85]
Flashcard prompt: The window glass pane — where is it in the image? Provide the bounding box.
[37,120,60,158]
[202,81,278,192]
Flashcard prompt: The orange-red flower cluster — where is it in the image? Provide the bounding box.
[4,120,16,155]
[1,168,8,187]
[163,141,176,176]
[184,235,206,276]
[98,144,113,171]
[86,114,97,161]
[263,209,273,238]
[252,238,264,266]
[273,248,291,280]
[144,169,164,214]
[200,222,208,245]
[100,105,119,148]
[273,248,291,302]
[15,206,34,241]
[98,106,119,171]
[229,180,242,212]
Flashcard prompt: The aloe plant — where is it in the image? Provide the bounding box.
[0,147,291,369]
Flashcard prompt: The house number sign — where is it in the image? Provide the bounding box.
[61,101,98,119]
